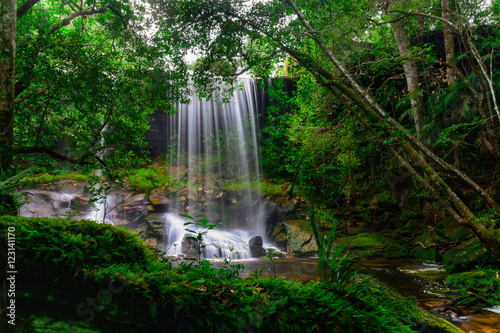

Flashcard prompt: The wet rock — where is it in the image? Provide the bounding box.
[399,266,448,280]
[268,223,287,251]
[249,236,266,258]
[145,213,164,229]
[116,193,149,226]
[19,190,88,219]
[278,198,300,220]
[149,194,170,212]
[284,220,318,254]
[145,238,159,248]
[263,203,281,231]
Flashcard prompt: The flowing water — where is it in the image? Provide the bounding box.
[161,80,264,258]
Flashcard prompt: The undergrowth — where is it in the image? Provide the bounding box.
[0,216,455,332]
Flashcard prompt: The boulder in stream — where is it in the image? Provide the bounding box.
[249,236,266,258]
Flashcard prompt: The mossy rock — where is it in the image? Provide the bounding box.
[399,267,448,280]
[443,237,496,273]
[145,213,164,224]
[284,220,317,254]
[338,233,384,257]
[446,269,500,307]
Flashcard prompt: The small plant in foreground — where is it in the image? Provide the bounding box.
[263,248,278,278]
[181,214,220,265]
[215,247,247,279]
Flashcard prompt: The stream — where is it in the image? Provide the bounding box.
[220,258,500,332]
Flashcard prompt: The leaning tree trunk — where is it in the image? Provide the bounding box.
[0,0,17,174]
[391,19,431,148]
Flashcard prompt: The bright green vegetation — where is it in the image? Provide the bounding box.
[446,268,500,307]
[0,216,460,332]
[126,165,174,196]
[19,172,89,186]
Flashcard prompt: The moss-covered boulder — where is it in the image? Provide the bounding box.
[284,220,317,254]
[443,237,497,273]
[338,233,385,257]
[446,269,500,307]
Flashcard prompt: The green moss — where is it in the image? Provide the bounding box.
[261,181,286,198]
[19,172,89,185]
[127,166,172,195]
[341,233,384,249]
[443,237,496,272]
[446,269,500,306]
[285,219,313,233]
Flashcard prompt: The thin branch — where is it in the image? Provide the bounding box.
[220,66,251,77]
[14,86,51,105]
[50,6,109,34]
[49,4,127,34]
[388,10,460,30]
[365,14,408,26]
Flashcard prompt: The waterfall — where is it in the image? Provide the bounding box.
[162,79,265,259]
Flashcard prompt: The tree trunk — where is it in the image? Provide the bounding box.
[441,0,456,84]
[391,19,431,148]
[0,0,17,174]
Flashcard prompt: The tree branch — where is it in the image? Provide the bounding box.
[388,10,460,30]
[17,0,42,19]
[49,4,126,34]
[365,14,408,26]
[14,146,94,165]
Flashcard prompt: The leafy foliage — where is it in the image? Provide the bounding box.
[310,205,358,287]
[0,216,435,332]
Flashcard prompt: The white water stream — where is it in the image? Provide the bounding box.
[162,80,265,259]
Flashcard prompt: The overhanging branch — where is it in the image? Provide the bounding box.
[14,146,93,165]
[49,4,127,34]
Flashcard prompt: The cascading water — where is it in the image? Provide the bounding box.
[162,80,265,259]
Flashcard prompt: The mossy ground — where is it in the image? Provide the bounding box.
[446,268,500,307]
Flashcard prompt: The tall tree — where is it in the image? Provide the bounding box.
[0,0,17,174]
[441,0,457,84]
[391,18,430,147]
